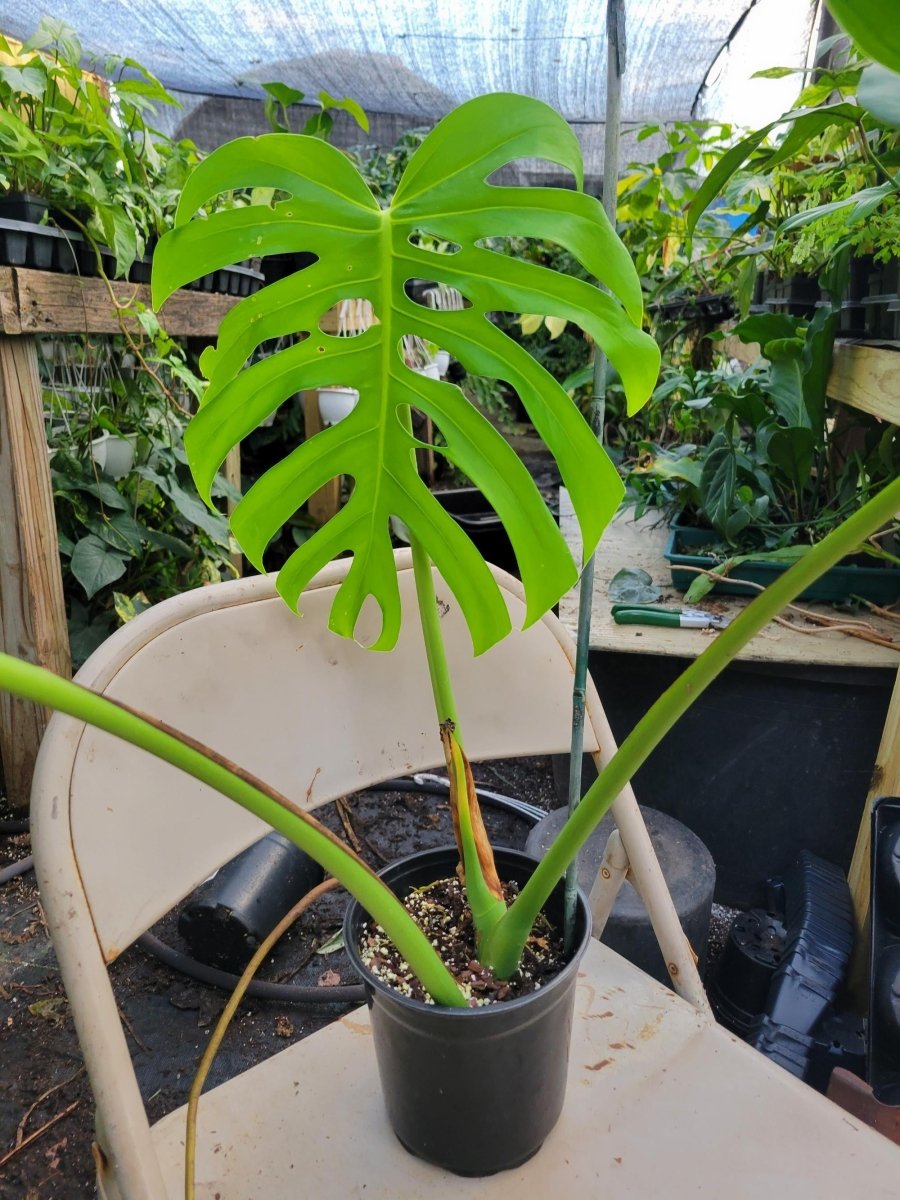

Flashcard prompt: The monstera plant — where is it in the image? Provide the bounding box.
[148,92,661,971]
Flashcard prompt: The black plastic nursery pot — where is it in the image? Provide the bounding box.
[0,191,50,224]
[344,845,592,1177]
[432,487,520,578]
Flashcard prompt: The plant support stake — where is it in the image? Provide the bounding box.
[565,0,627,953]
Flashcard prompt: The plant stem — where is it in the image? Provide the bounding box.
[409,535,460,732]
[410,533,506,938]
[480,473,900,978]
[0,654,466,1007]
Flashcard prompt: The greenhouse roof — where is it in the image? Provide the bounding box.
[4,1,820,174]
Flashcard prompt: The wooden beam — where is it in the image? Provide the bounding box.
[0,334,71,809]
[223,445,243,577]
[0,267,243,338]
[0,268,348,341]
[828,343,900,425]
[717,336,900,425]
[848,670,900,971]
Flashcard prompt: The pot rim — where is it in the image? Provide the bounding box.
[344,844,592,1019]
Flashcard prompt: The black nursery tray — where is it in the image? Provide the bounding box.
[0,217,81,273]
[0,218,264,297]
[665,523,900,606]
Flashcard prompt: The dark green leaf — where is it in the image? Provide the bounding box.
[699,434,737,537]
[144,528,193,558]
[68,609,115,669]
[53,473,129,510]
[70,535,128,599]
[764,341,809,429]
[87,511,147,555]
[765,427,816,489]
[801,304,838,435]
[733,313,800,346]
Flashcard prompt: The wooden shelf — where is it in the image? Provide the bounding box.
[558,495,899,669]
[828,342,900,425]
[0,266,243,338]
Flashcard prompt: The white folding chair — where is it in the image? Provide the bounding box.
[32,552,900,1198]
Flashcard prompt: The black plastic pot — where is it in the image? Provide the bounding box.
[868,797,900,1104]
[177,831,324,972]
[344,846,591,1176]
[762,272,821,318]
[260,250,316,285]
[0,191,50,224]
[0,217,79,273]
[526,802,715,983]
[432,487,519,577]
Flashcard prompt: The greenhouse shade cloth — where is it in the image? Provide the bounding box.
[3,0,818,178]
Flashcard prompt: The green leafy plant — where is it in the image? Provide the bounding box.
[686,42,900,281]
[261,81,368,141]
[42,329,236,666]
[0,18,185,276]
[146,91,662,983]
[618,120,761,313]
[627,306,899,553]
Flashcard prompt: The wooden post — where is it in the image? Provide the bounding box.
[223,444,243,577]
[846,668,900,1000]
[0,334,71,808]
[0,266,252,809]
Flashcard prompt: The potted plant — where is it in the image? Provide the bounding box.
[629,303,900,604]
[3,92,900,1180]
[148,99,658,1176]
[686,34,900,337]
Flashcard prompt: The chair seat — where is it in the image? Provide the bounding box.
[149,940,899,1198]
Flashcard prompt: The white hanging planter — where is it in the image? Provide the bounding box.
[434,349,451,377]
[318,386,359,426]
[412,362,441,381]
[91,431,137,479]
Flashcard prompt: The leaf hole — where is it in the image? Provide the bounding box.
[485,160,579,190]
[352,592,386,649]
[319,298,378,337]
[404,280,472,310]
[251,332,309,363]
[407,229,461,254]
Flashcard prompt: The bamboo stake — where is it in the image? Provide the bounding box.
[564,0,626,951]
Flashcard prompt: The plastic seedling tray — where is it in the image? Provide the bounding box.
[665,522,900,606]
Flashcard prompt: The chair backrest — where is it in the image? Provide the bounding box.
[30,552,699,1198]
[33,552,599,958]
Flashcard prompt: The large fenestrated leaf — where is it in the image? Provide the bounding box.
[826,1,900,75]
[152,93,659,654]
